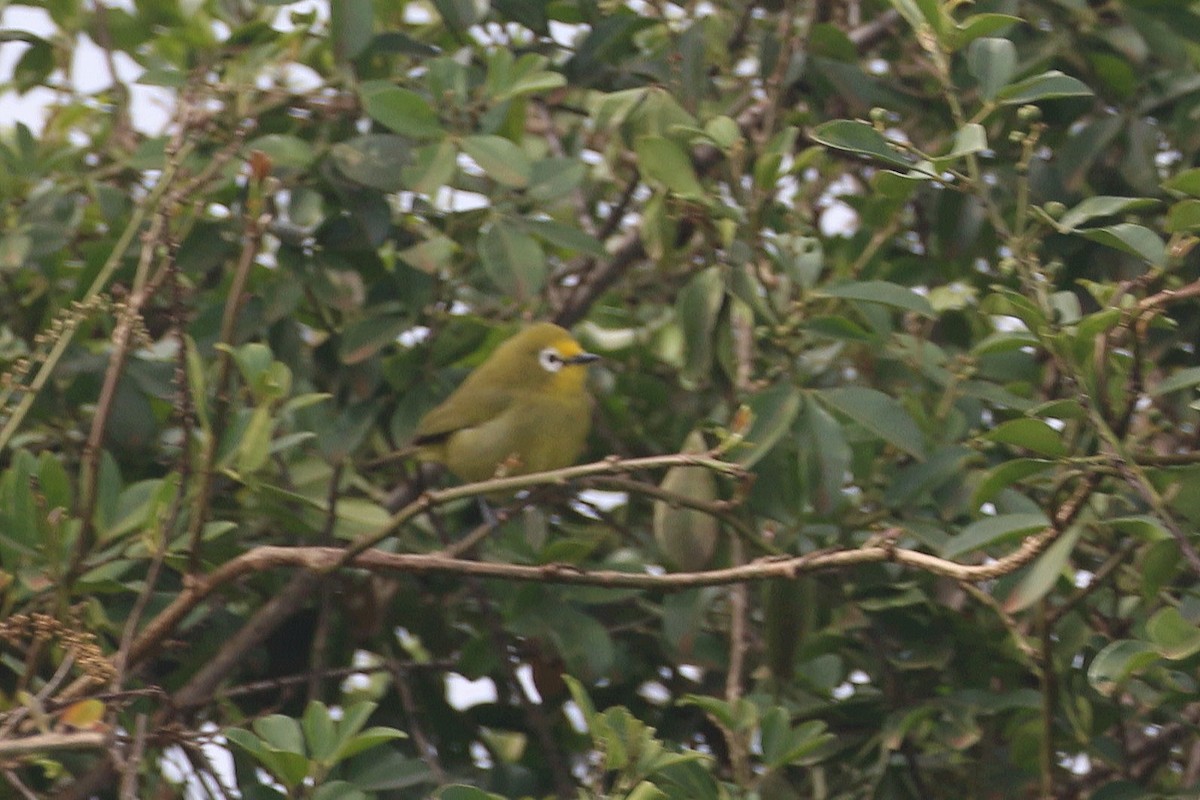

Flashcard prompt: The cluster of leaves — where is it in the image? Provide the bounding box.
[3,0,1200,798]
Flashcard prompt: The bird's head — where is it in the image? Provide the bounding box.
[494,322,600,395]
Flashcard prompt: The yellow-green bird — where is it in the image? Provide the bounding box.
[412,322,600,483]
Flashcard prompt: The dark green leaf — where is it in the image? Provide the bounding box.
[525,219,606,257]
[430,0,481,33]
[1076,223,1165,265]
[816,387,926,459]
[1003,525,1080,612]
[339,313,411,365]
[330,135,411,191]
[634,136,704,198]
[821,280,936,317]
[944,513,1049,558]
[737,386,803,467]
[1055,196,1158,232]
[967,37,1016,102]
[478,221,546,298]
[1153,366,1200,396]
[953,14,1022,49]
[810,120,917,170]
[983,418,1067,458]
[1163,167,1200,197]
[972,458,1054,507]
[676,267,725,385]
[461,135,531,187]
[1088,640,1159,696]
[1166,199,1200,233]
[1146,607,1200,660]
[360,81,442,140]
[996,70,1093,104]
[331,0,373,60]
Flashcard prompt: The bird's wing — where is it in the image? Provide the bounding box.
[411,383,514,444]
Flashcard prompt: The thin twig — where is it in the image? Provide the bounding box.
[0,731,109,758]
[185,178,274,574]
[118,713,147,800]
[385,659,448,783]
[722,537,751,785]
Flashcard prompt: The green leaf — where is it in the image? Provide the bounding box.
[634,136,704,198]
[983,418,1067,458]
[800,399,852,514]
[1163,167,1200,197]
[330,135,411,192]
[136,66,186,87]
[944,512,1049,558]
[1004,525,1081,612]
[408,138,458,195]
[0,233,30,271]
[1166,199,1200,233]
[1146,607,1200,660]
[496,70,566,101]
[816,387,927,459]
[996,70,1093,104]
[1076,224,1165,265]
[738,385,803,467]
[246,134,316,171]
[332,499,394,538]
[525,218,607,257]
[676,266,725,385]
[627,781,669,800]
[967,38,1016,102]
[1088,640,1160,696]
[334,726,409,761]
[360,81,442,139]
[952,15,1022,50]
[939,122,987,161]
[810,120,916,170]
[886,0,941,37]
[1055,196,1159,232]
[430,0,482,32]
[821,280,936,317]
[331,0,373,60]
[1108,515,1170,541]
[398,235,457,274]
[528,158,587,202]
[227,727,310,789]
[461,135,531,187]
[337,701,379,742]
[478,221,546,299]
[1152,366,1200,396]
[237,406,274,474]
[760,709,835,769]
[36,452,70,511]
[339,313,411,365]
[13,38,53,91]
[302,701,337,763]
[972,458,1054,507]
[679,694,756,731]
[254,714,306,754]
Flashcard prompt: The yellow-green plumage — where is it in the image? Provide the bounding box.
[413,323,598,483]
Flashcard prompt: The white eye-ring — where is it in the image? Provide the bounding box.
[539,347,565,373]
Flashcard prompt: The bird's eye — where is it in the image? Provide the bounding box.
[538,348,564,373]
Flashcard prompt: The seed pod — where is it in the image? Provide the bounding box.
[654,431,719,571]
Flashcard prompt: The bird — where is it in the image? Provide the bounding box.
[411,322,600,484]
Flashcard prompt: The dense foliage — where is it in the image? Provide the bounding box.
[3,0,1200,797]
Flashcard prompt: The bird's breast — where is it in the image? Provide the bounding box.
[443,391,591,483]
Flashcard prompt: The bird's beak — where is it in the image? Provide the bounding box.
[566,352,601,365]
